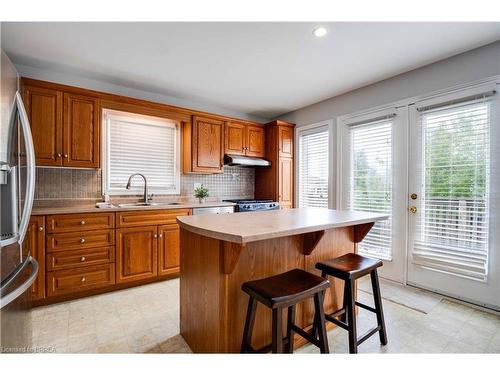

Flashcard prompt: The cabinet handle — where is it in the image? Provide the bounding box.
[159,234,163,238]
[80,256,86,262]
[64,154,68,158]
[81,277,86,283]
[38,226,44,232]
[80,220,86,225]
[57,153,62,158]
[154,234,158,238]
[80,238,86,244]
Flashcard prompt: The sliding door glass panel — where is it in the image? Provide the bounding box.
[348,121,393,260]
[412,101,490,281]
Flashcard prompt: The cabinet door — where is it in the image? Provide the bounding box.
[22,86,63,166]
[28,216,46,301]
[116,226,157,283]
[278,158,294,208]
[158,224,181,276]
[192,116,224,173]
[278,126,294,158]
[224,122,245,156]
[63,93,100,168]
[245,125,265,157]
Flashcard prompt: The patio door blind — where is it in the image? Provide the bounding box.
[412,98,491,281]
[298,127,329,208]
[347,119,393,260]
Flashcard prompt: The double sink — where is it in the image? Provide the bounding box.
[117,202,181,208]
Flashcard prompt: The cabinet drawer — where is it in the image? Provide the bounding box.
[116,209,191,228]
[47,213,115,233]
[46,264,115,297]
[47,229,115,252]
[47,247,115,271]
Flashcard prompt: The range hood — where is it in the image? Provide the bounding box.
[224,154,271,167]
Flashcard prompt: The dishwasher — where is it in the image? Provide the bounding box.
[191,206,235,215]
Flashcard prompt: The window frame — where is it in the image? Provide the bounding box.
[101,108,181,196]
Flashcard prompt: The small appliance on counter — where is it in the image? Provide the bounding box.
[223,199,280,212]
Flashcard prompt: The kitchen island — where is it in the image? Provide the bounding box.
[177,208,388,353]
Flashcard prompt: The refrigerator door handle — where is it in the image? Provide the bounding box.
[0,256,39,309]
[15,91,36,245]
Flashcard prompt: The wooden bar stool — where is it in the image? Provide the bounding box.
[315,253,388,354]
[241,269,330,354]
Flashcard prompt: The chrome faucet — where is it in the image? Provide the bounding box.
[126,173,151,204]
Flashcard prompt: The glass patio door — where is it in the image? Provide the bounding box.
[407,87,500,310]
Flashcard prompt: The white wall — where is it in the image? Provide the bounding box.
[279,41,500,126]
[14,63,268,123]
[283,40,500,207]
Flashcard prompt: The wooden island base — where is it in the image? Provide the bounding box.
[179,225,368,353]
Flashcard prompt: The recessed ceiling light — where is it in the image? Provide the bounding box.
[312,27,327,38]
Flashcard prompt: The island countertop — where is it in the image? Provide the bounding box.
[176,207,388,244]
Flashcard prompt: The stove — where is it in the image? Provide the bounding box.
[223,199,280,212]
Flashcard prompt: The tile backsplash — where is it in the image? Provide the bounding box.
[34,166,254,200]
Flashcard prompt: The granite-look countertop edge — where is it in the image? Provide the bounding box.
[31,201,236,215]
[177,208,389,244]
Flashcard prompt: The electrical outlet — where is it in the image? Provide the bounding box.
[194,183,202,190]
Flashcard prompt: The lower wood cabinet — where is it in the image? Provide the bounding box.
[29,216,46,301]
[47,264,115,297]
[158,224,181,276]
[116,226,158,283]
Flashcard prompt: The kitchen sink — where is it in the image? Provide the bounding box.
[117,202,181,208]
[117,202,159,207]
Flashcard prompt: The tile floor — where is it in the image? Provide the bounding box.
[31,278,500,353]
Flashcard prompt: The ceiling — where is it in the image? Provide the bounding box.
[2,22,499,119]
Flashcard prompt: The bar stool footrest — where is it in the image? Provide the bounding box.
[357,326,382,346]
[355,301,377,314]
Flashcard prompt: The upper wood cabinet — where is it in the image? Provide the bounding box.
[63,93,100,168]
[278,125,293,158]
[224,122,245,155]
[22,86,63,166]
[22,83,100,168]
[225,122,265,158]
[183,116,224,173]
[245,125,265,157]
[29,216,46,301]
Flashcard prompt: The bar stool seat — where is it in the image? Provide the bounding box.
[316,253,382,280]
[241,269,330,354]
[315,253,387,354]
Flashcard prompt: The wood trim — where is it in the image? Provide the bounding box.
[353,222,375,243]
[301,230,325,255]
[21,77,264,127]
[220,242,244,274]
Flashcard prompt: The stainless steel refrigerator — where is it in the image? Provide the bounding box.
[0,50,38,352]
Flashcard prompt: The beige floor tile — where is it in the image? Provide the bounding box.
[67,333,98,353]
[97,337,132,353]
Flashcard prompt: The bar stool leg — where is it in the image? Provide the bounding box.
[345,279,357,354]
[370,269,388,345]
[313,291,330,354]
[341,280,349,324]
[272,307,283,353]
[285,305,296,353]
[241,297,257,353]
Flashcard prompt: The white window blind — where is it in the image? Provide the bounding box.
[103,110,180,195]
[348,120,393,260]
[298,127,329,208]
[412,99,491,281]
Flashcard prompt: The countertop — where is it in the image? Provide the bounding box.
[176,207,389,244]
[31,200,236,215]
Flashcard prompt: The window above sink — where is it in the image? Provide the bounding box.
[101,109,181,196]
